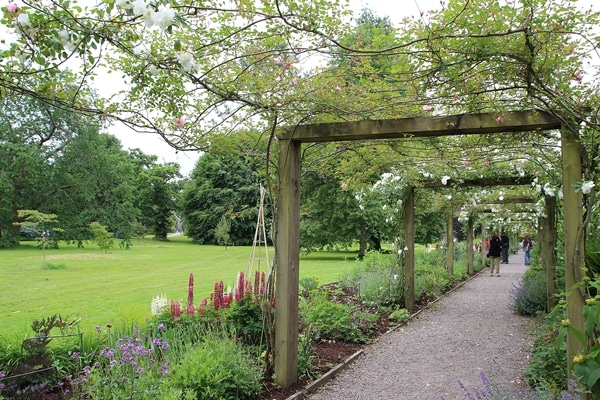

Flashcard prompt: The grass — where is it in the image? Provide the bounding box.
[0,236,358,336]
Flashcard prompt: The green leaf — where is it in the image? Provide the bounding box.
[174,39,181,51]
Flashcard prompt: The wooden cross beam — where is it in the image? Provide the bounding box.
[280,110,561,142]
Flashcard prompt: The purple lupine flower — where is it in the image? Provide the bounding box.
[157,323,166,331]
[71,352,80,359]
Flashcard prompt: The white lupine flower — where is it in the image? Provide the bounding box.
[152,4,176,30]
[151,294,168,316]
[132,0,148,16]
[176,51,196,72]
[582,181,595,194]
[441,175,451,185]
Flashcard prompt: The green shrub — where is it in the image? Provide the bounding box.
[171,328,262,400]
[340,252,404,306]
[389,308,410,324]
[300,276,319,292]
[303,293,377,343]
[227,296,267,349]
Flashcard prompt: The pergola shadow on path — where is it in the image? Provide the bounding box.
[273,110,585,388]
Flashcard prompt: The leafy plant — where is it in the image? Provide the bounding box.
[524,304,569,394]
[303,289,376,343]
[300,276,319,293]
[389,308,410,324]
[170,326,262,400]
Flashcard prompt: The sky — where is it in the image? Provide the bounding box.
[107,0,442,176]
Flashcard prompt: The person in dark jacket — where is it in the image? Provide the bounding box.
[488,232,502,277]
[500,232,510,264]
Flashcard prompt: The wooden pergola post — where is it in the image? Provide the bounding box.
[561,127,586,378]
[467,216,474,276]
[274,138,301,388]
[404,186,415,312]
[481,223,488,271]
[543,196,557,310]
[445,209,454,277]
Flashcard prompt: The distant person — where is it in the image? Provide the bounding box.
[523,233,533,266]
[488,233,502,277]
[500,232,510,264]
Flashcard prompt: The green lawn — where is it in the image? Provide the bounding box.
[0,236,358,335]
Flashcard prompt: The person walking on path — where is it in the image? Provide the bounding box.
[500,232,510,264]
[522,233,533,266]
[488,232,502,276]
[308,263,534,400]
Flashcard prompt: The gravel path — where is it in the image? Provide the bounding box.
[308,254,536,400]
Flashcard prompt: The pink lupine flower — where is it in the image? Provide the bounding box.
[341,182,348,190]
[573,72,583,83]
[7,3,17,12]
[495,116,505,124]
[423,105,432,111]
[173,117,185,128]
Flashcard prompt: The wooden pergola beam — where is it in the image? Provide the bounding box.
[280,110,560,142]
[422,176,533,188]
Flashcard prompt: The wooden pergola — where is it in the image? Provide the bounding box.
[274,110,584,388]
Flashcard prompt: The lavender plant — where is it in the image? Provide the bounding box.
[510,266,548,316]
[69,326,178,399]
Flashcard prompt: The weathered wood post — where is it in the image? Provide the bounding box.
[481,223,488,271]
[467,215,474,276]
[445,208,454,276]
[561,126,586,384]
[274,138,301,388]
[539,195,557,311]
[404,186,415,312]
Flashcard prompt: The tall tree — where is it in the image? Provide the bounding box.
[181,152,260,245]
[135,162,181,241]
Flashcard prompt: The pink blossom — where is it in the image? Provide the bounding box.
[452,98,460,104]
[495,116,505,124]
[573,72,583,83]
[6,3,17,12]
[334,86,342,92]
[483,161,490,167]
[173,117,185,128]
[292,77,299,85]
[340,182,348,190]
[422,105,432,111]
[462,160,469,167]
